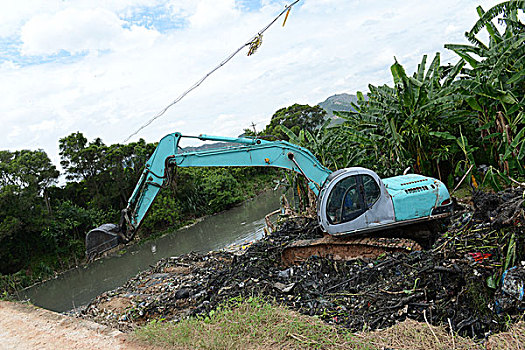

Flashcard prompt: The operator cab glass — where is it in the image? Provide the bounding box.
[326,174,381,225]
[362,174,380,207]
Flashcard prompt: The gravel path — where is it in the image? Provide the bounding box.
[0,301,152,350]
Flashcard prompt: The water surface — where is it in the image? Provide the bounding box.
[20,190,281,312]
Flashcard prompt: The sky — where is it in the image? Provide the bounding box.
[0,0,502,167]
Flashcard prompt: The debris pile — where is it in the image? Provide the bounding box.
[495,266,525,313]
[81,189,525,338]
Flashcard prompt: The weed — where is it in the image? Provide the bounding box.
[134,297,374,350]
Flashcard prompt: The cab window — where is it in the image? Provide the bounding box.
[326,176,364,224]
[362,175,380,208]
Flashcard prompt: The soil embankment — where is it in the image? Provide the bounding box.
[80,188,525,339]
[0,301,153,350]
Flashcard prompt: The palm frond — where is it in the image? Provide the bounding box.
[416,55,427,82]
[469,1,524,36]
[464,32,489,50]
[487,36,525,83]
[442,59,466,87]
[444,43,485,56]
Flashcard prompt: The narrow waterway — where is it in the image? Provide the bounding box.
[19,190,282,312]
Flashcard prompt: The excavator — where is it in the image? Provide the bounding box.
[86,132,453,262]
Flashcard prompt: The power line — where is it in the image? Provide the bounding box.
[123,0,301,143]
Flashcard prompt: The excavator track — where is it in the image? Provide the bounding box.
[281,235,422,265]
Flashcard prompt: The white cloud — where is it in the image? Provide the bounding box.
[29,120,57,133]
[0,0,48,38]
[20,8,160,56]
[445,24,460,35]
[0,0,506,166]
[189,0,239,28]
[0,0,165,38]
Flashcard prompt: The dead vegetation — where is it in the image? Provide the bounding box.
[133,298,525,350]
[82,188,525,345]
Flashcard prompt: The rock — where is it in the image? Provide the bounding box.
[175,288,191,299]
[273,282,295,293]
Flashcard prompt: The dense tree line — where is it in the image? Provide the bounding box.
[0,133,275,288]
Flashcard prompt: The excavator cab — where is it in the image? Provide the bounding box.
[318,167,452,237]
[318,168,397,236]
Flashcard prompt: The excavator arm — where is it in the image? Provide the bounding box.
[86,132,332,259]
[86,131,453,262]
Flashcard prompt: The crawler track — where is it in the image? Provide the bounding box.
[281,236,422,265]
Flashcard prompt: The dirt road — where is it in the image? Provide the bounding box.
[0,301,152,350]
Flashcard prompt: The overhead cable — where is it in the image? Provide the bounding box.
[123,0,301,143]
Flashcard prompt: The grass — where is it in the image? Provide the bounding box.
[485,321,525,350]
[134,296,374,350]
[134,297,525,350]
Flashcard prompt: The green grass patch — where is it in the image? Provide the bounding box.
[133,297,497,350]
[134,296,375,350]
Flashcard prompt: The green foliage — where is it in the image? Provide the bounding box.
[140,167,275,235]
[59,132,105,182]
[333,53,472,178]
[445,1,525,184]
[42,201,116,241]
[58,133,155,209]
[263,103,326,141]
[282,2,524,189]
[134,297,371,350]
[141,191,183,232]
[200,169,244,213]
[0,131,276,290]
[0,149,59,274]
[0,149,59,193]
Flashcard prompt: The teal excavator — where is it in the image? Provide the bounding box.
[86,132,453,261]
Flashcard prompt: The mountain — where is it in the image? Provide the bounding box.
[317,93,358,119]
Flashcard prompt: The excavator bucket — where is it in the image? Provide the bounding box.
[85,224,121,261]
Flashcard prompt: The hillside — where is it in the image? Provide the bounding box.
[317,93,359,119]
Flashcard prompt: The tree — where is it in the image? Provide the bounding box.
[100,140,155,208]
[59,132,107,182]
[58,132,156,209]
[264,104,326,141]
[0,150,59,273]
[0,150,59,193]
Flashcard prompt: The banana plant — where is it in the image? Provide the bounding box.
[279,120,367,171]
[335,53,470,178]
[445,1,525,178]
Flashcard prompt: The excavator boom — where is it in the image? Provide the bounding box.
[125,133,331,232]
[86,132,332,259]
